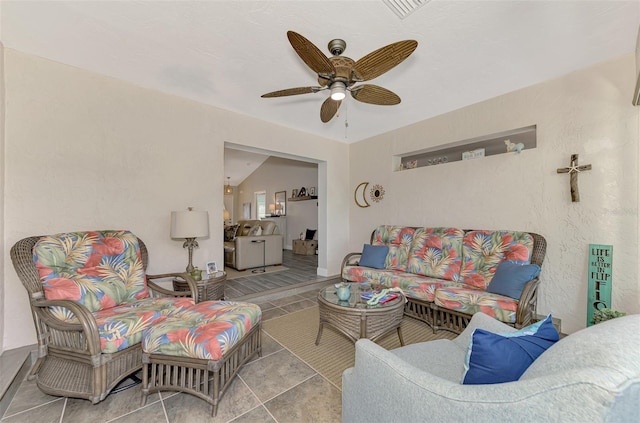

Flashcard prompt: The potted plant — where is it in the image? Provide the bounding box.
[592,308,626,325]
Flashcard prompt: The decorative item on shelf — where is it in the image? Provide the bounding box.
[427,156,448,165]
[462,148,485,160]
[354,182,371,208]
[505,139,525,154]
[309,187,316,196]
[170,207,210,272]
[557,154,592,202]
[268,203,276,216]
[370,184,385,203]
[405,160,417,169]
[292,188,299,197]
[224,177,233,194]
[298,187,307,197]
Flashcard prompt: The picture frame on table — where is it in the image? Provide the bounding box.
[206,261,218,275]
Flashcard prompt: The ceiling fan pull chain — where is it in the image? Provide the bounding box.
[344,101,349,139]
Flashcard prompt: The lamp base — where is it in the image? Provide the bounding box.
[183,238,199,273]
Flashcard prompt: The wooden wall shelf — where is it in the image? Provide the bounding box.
[288,196,318,202]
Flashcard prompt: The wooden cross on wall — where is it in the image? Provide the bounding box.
[557,154,592,202]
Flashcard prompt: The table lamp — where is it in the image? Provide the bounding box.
[170,207,209,272]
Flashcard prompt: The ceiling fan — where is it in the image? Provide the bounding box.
[261,31,418,123]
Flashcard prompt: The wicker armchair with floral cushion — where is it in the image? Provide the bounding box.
[10,230,199,403]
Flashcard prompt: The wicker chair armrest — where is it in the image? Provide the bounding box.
[341,252,362,269]
[147,272,199,302]
[515,277,541,328]
[31,298,101,354]
[341,252,363,282]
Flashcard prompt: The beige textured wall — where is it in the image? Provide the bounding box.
[350,54,639,334]
[2,49,349,349]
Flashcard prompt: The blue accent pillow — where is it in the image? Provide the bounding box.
[462,315,559,385]
[486,260,542,299]
[359,244,389,269]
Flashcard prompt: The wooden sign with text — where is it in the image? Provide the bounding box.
[587,244,613,326]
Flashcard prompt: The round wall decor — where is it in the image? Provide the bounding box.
[370,184,385,202]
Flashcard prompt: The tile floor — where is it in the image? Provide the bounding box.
[1,289,343,423]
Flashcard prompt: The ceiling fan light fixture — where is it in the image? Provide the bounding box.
[330,81,346,101]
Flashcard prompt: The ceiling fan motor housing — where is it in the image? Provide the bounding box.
[328,38,346,56]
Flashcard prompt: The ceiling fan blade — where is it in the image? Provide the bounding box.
[350,85,401,105]
[320,97,342,122]
[287,31,335,75]
[353,40,418,81]
[261,87,321,98]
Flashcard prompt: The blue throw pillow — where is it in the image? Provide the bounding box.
[486,260,541,299]
[462,315,559,385]
[359,244,389,269]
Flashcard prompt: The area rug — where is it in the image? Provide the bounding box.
[224,265,288,280]
[262,306,455,388]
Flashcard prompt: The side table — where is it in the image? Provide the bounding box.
[173,271,226,303]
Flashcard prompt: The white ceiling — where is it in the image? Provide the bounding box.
[1,1,639,144]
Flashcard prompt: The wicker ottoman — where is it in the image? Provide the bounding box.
[141,301,262,416]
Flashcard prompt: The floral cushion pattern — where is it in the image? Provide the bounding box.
[142,301,262,360]
[459,231,534,289]
[434,287,519,324]
[34,230,149,312]
[47,297,195,353]
[407,227,464,281]
[371,226,415,272]
[342,266,463,302]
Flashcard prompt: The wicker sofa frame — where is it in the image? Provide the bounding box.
[10,235,198,404]
[342,229,547,334]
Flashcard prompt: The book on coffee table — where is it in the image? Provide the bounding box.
[360,291,399,304]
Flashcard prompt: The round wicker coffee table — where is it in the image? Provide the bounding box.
[315,283,405,345]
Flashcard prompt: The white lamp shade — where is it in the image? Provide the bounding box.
[170,210,210,239]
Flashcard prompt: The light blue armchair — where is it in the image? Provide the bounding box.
[342,312,640,422]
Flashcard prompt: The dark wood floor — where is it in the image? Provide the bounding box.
[224,250,333,299]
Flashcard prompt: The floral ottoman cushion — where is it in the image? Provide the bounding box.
[142,301,262,360]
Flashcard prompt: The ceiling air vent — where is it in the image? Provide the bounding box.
[382,0,431,19]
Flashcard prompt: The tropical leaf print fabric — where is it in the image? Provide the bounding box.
[407,227,464,281]
[142,301,262,361]
[434,287,519,324]
[460,231,534,289]
[34,231,149,312]
[371,226,415,271]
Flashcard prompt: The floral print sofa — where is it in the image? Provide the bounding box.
[341,226,547,332]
